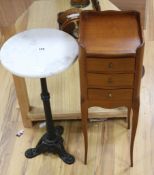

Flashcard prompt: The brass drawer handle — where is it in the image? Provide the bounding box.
[108,93,112,98]
[108,62,113,69]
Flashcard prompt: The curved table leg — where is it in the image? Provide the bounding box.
[130,98,140,167]
[142,65,145,77]
[81,102,88,164]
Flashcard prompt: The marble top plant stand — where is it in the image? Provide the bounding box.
[0,28,79,164]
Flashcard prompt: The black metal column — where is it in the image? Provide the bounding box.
[40,78,56,139]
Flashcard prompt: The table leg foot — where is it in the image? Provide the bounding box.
[25,126,75,164]
[71,0,90,8]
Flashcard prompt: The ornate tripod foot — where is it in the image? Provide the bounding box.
[25,126,75,164]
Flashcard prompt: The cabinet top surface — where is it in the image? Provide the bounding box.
[79,11,143,56]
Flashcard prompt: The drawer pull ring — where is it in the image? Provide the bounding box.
[108,62,113,69]
[108,93,112,97]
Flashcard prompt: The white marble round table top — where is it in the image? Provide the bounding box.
[0,28,79,78]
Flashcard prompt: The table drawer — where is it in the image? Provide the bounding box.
[86,58,135,73]
[88,89,133,102]
[87,73,134,88]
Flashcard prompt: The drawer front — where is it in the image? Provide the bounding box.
[87,73,134,88]
[86,58,135,73]
[88,89,133,102]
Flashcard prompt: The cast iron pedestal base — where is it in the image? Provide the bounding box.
[25,126,75,164]
[25,78,75,164]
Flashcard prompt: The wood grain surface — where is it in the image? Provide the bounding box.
[0,0,154,174]
[0,0,33,27]
[109,0,146,28]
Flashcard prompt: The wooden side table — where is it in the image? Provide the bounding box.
[79,10,144,167]
[0,28,79,164]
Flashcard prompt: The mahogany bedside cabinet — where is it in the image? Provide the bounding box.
[78,10,144,167]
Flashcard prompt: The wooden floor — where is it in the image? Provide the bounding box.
[0,0,154,175]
